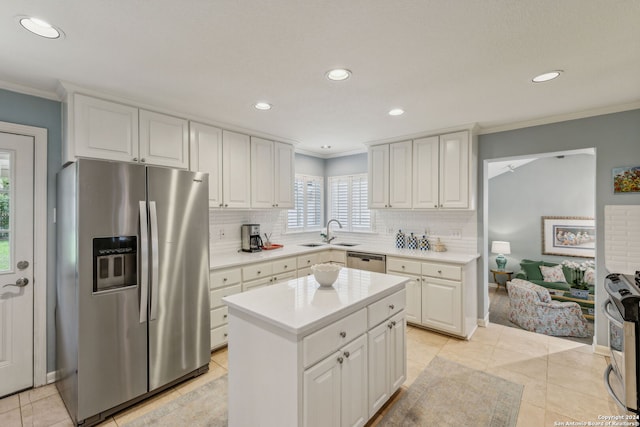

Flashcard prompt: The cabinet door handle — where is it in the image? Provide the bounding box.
[337,356,344,364]
[224,204,228,207]
[257,271,261,275]
[141,158,146,163]
[219,203,223,207]
[307,260,311,264]
[434,204,438,208]
[389,304,395,310]
[223,314,227,318]
[339,331,346,338]
[387,323,393,329]
[401,265,405,269]
[275,203,278,207]
[438,270,442,274]
[343,351,350,358]
[391,321,397,326]
[440,204,443,208]
[284,265,288,269]
[224,333,228,337]
[133,157,138,162]
[223,277,228,282]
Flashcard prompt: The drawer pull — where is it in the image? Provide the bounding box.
[337,356,344,364]
[344,351,350,358]
[223,314,227,318]
[307,260,311,264]
[391,321,397,326]
[339,331,346,338]
[223,277,227,282]
[437,270,442,274]
[224,333,228,337]
[257,270,261,275]
[387,323,393,329]
[389,304,395,310]
[284,265,288,268]
[401,265,405,269]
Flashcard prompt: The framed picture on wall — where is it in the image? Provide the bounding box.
[613,166,640,193]
[541,216,595,258]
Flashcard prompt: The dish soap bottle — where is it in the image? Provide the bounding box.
[395,229,406,248]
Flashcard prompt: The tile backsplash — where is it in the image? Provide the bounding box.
[209,208,477,254]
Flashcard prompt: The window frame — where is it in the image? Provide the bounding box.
[327,173,375,233]
[286,174,324,233]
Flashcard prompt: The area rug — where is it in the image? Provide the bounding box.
[379,357,523,427]
[122,375,228,427]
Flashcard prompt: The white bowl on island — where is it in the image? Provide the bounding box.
[311,263,342,287]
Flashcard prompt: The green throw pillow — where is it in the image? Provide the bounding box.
[520,260,544,281]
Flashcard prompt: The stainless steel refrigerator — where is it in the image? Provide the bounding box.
[56,159,211,426]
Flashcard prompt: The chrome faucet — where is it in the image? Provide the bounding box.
[324,219,343,243]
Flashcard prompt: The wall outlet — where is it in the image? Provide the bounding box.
[450,229,462,239]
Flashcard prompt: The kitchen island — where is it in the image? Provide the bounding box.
[223,268,408,427]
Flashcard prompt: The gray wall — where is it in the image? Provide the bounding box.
[478,109,640,347]
[0,89,62,371]
[488,154,596,273]
[325,152,367,176]
[295,153,325,176]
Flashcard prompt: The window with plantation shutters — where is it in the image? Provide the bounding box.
[287,175,324,231]
[328,174,374,232]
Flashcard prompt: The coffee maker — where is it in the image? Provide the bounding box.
[241,224,263,252]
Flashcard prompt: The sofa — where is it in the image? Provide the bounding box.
[514,259,594,294]
[506,279,589,337]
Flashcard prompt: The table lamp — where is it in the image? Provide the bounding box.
[491,241,511,271]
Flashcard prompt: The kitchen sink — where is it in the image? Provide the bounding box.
[333,243,360,247]
[299,243,326,247]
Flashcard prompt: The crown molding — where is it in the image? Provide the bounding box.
[296,147,367,159]
[0,79,60,101]
[478,101,640,135]
[361,123,479,147]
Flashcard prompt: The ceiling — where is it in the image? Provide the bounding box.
[1,1,639,157]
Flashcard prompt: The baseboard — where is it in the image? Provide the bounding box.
[594,344,609,357]
[46,370,59,384]
[477,312,490,327]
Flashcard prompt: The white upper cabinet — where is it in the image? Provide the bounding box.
[70,94,188,168]
[251,137,294,209]
[368,145,389,208]
[73,94,139,163]
[190,122,223,208]
[222,130,251,208]
[412,136,439,209]
[251,137,275,208]
[439,131,470,209]
[368,141,412,209]
[370,129,474,210]
[389,141,412,209]
[274,142,295,209]
[139,109,189,169]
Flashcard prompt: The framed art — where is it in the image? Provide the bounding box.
[541,216,595,258]
[613,166,640,193]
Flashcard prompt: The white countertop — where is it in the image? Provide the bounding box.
[211,242,479,270]
[223,268,408,336]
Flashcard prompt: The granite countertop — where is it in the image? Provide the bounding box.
[210,242,480,270]
[223,268,408,336]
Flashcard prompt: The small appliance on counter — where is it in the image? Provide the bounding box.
[241,224,263,252]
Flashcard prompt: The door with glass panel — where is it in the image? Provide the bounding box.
[0,132,34,397]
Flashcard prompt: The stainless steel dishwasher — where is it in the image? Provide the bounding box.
[346,251,386,273]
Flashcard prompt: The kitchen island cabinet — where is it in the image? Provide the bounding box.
[223,269,407,427]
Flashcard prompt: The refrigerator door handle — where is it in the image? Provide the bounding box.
[139,201,149,323]
[149,201,160,321]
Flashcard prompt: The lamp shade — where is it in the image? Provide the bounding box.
[491,241,511,255]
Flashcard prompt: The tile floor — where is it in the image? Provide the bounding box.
[0,305,630,426]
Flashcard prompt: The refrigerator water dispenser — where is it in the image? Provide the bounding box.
[93,236,137,292]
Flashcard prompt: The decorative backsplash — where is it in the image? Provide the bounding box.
[209,208,477,255]
[605,205,640,275]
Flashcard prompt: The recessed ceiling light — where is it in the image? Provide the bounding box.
[388,108,404,116]
[254,102,272,110]
[532,70,563,83]
[321,145,331,149]
[19,16,62,39]
[326,69,351,81]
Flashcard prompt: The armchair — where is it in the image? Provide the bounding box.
[506,279,589,337]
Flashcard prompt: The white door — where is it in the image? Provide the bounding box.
[0,132,34,397]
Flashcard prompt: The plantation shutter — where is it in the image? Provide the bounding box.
[287,175,324,231]
[328,174,373,232]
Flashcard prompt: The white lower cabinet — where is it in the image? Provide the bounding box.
[367,311,406,417]
[387,256,477,339]
[421,277,462,334]
[303,334,368,427]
